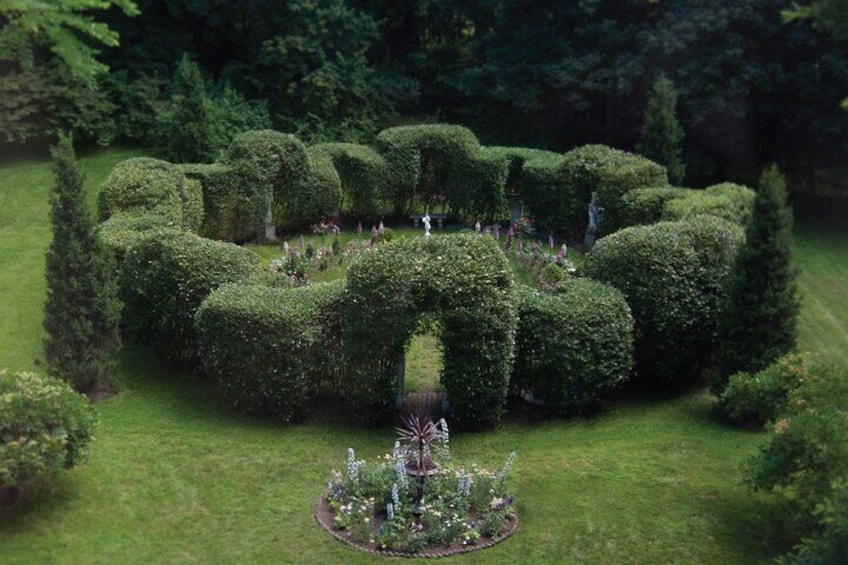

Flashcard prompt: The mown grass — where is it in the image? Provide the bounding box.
[1,149,845,563]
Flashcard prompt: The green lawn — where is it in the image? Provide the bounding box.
[1,148,845,563]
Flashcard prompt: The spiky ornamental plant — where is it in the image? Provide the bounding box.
[718,164,799,389]
[43,134,122,393]
[636,74,686,185]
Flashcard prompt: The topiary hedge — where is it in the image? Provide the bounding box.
[512,280,634,415]
[121,231,262,364]
[97,157,204,232]
[178,162,257,243]
[0,370,97,489]
[518,152,567,232]
[620,186,687,228]
[95,213,178,264]
[195,280,345,422]
[583,217,743,386]
[344,233,517,429]
[310,142,391,220]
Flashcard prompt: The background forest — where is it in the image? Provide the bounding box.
[2,0,848,194]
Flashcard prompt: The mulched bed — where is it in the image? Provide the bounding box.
[314,493,519,558]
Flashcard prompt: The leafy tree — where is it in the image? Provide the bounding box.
[159,53,217,163]
[0,0,139,84]
[637,75,685,184]
[719,164,799,384]
[783,0,848,39]
[43,134,122,393]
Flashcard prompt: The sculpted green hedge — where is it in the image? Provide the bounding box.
[121,231,262,364]
[311,142,391,220]
[195,280,345,422]
[344,233,517,429]
[513,280,634,415]
[662,182,755,226]
[583,216,743,385]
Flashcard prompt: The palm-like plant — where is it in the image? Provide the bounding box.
[396,413,441,501]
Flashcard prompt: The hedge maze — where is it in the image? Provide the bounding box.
[95,123,756,429]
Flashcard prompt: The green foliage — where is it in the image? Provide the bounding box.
[44,135,121,393]
[779,479,848,565]
[310,142,391,220]
[303,146,342,227]
[636,75,686,184]
[0,369,98,488]
[719,353,809,425]
[662,183,755,226]
[177,163,255,243]
[344,234,517,429]
[744,366,848,536]
[584,217,743,385]
[720,165,799,380]
[94,215,177,264]
[158,54,218,163]
[97,157,203,232]
[195,280,344,422]
[513,281,634,415]
[519,152,568,233]
[621,186,687,227]
[121,231,261,364]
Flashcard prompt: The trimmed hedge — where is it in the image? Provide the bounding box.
[311,142,391,220]
[583,217,743,385]
[519,152,567,232]
[303,146,342,225]
[178,162,257,243]
[512,280,634,415]
[0,370,97,488]
[560,145,668,234]
[620,186,687,227]
[95,213,178,263]
[121,231,262,364]
[344,233,517,429]
[662,182,755,226]
[97,157,204,232]
[195,280,345,422]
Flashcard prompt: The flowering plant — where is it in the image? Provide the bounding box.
[323,418,517,553]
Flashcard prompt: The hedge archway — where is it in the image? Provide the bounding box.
[343,234,517,430]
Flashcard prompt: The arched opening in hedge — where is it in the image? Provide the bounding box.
[343,234,517,430]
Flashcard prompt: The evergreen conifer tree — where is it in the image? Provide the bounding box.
[718,164,799,386]
[162,53,217,163]
[637,75,686,184]
[43,134,122,393]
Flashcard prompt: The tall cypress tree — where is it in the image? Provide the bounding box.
[44,134,122,393]
[718,164,799,384]
[163,53,217,163]
[636,75,686,185]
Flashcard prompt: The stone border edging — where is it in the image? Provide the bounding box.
[314,493,519,558]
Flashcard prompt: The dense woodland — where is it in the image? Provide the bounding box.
[2,0,848,192]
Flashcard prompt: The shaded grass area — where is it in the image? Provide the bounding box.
[3,151,846,563]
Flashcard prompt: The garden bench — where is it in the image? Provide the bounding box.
[409,213,448,228]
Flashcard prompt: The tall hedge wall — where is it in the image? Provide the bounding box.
[121,231,262,364]
[516,152,567,232]
[513,280,634,415]
[311,142,391,220]
[195,280,345,422]
[583,217,743,385]
[98,157,204,232]
[178,163,255,243]
[344,233,517,429]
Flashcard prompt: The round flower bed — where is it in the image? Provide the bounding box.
[315,417,518,556]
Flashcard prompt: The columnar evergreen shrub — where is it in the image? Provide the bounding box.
[512,280,634,415]
[621,186,687,227]
[344,234,517,429]
[584,217,743,385]
[159,54,218,163]
[44,136,122,393]
[98,157,203,232]
[636,75,686,184]
[720,165,799,380]
[560,145,668,234]
[121,231,262,364]
[0,370,98,489]
[195,280,345,422]
[310,142,391,220]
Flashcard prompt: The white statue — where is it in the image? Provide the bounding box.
[588,191,600,233]
[475,221,481,233]
[423,213,431,237]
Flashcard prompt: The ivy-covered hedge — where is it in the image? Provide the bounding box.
[512,280,634,415]
[583,217,743,385]
[311,142,391,220]
[97,157,204,232]
[195,280,344,422]
[344,233,516,429]
[0,370,97,488]
[121,231,262,364]
[662,182,755,226]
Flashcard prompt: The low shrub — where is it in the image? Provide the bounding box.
[719,354,809,425]
[779,480,848,564]
[121,231,262,364]
[195,280,344,421]
[97,157,203,232]
[512,280,634,415]
[0,370,97,488]
[583,217,743,385]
